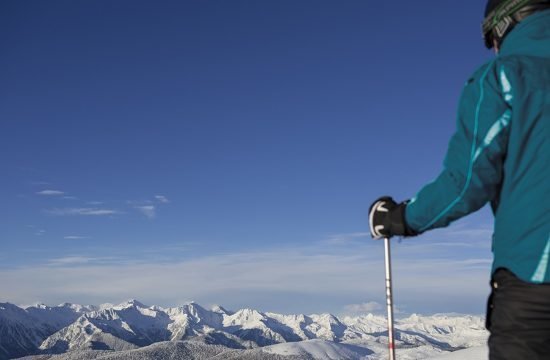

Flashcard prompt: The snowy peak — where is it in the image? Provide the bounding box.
[225,308,266,328]
[165,302,224,331]
[25,302,86,331]
[56,302,97,312]
[39,315,138,353]
[113,299,148,310]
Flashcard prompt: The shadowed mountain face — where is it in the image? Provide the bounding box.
[0,300,488,360]
[0,302,86,360]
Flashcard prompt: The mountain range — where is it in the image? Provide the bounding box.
[0,300,488,360]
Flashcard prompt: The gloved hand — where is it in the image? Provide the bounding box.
[368,196,416,239]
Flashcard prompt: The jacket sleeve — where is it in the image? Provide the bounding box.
[405,61,512,234]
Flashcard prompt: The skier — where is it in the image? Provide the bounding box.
[368,1,550,359]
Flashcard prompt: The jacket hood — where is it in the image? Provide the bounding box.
[499,9,550,58]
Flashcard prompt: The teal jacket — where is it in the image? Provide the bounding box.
[405,10,550,284]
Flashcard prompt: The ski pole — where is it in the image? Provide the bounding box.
[384,236,396,360]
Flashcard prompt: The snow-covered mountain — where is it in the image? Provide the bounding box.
[0,300,488,360]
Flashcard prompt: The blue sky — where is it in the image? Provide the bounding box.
[1,0,496,315]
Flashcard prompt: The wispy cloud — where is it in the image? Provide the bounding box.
[324,232,370,246]
[63,235,90,240]
[62,196,78,200]
[154,195,170,203]
[45,208,121,216]
[35,229,46,236]
[48,256,95,265]
[128,196,168,218]
[36,190,64,196]
[344,301,383,314]
[135,205,156,219]
[0,242,491,315]
[47,256,118,266]
[2,217,493,314]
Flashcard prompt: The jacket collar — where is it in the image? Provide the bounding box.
[499,9,550,58]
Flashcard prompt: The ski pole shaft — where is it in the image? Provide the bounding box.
[384,237,396,360]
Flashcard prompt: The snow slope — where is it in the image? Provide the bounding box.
[427,346,488,359]
[263,339,373,359]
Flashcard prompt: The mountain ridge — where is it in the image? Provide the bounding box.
[0,300,488,360]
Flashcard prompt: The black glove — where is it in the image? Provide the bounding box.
[368,196,416,239]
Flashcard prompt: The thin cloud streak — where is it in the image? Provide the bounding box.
[45,208,121,216]
[36,190,64,196]
[324,232,371,246]
[48,256,96,265]
[47,256,120,266]
[63,236,90,240]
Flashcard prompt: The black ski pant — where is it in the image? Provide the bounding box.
[486,268,550,360]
